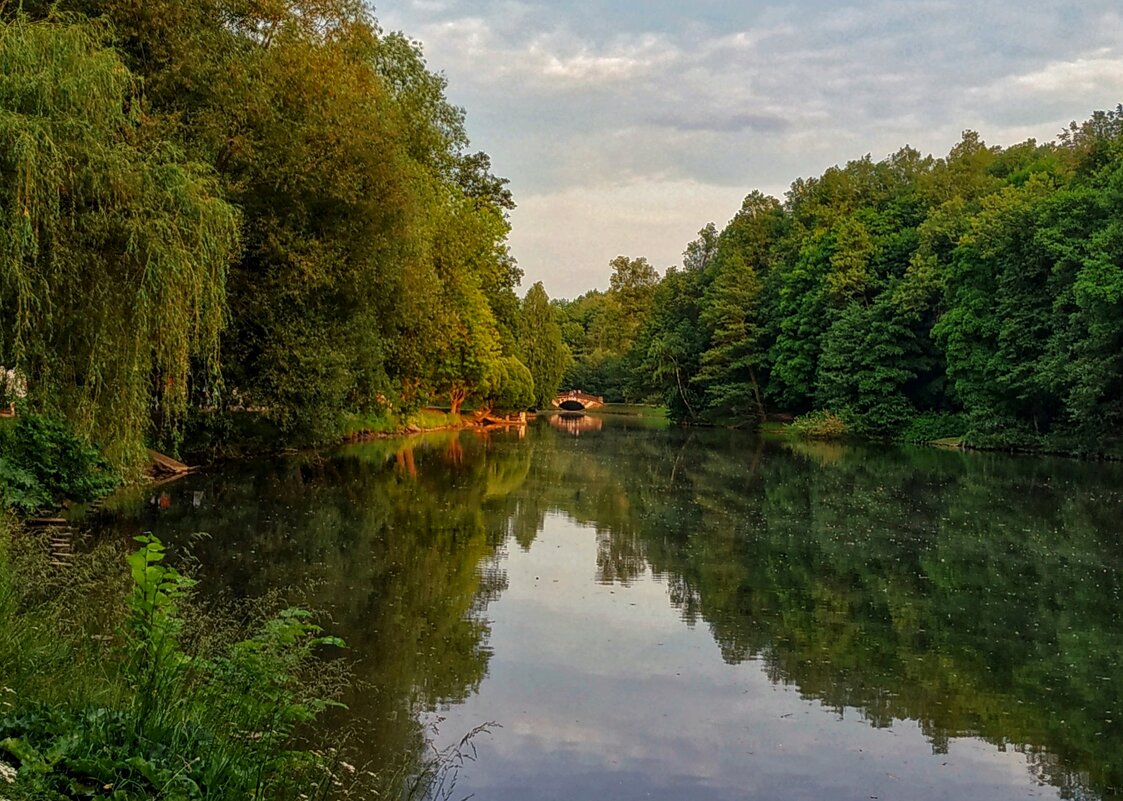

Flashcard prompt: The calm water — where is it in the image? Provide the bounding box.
[97,416,1123,800]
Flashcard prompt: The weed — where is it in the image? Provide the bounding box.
[790,410,849,440]
[0,524,357,800]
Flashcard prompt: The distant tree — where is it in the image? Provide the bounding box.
[683,223,719,272]
[633,268,705,420]
[607,256,659,345]
[519,283,571,408]
[484,356,535,413]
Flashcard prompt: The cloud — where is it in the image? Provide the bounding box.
[992,51,1123,100]
[646,110,792,134]
[376,0,1123,298]
[406,16,681,88]
[508,178,750,298]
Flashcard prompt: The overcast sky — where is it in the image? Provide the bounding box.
[375,0,1123,299]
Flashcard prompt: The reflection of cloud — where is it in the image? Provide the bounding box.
[433,521,1060,800]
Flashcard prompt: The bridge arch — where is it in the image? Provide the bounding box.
[551,390,604,411]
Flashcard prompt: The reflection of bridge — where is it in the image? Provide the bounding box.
[551,390,605,411]
[549,412,605,436]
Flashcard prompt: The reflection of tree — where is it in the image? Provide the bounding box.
[98,421,1123,801]
[595,526,646,586]
[96,431,521,793]
[581,438,1123,801]
[482,425,1123,800]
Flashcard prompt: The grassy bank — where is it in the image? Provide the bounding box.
[595,404,667,418]
[339,408,464,439]
[182,408,471,463]
[0,520,362,800]
[769,410,1123,460]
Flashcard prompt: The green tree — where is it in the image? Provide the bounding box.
[607,255,660,345]
[691,194,785,425]
[519,282,570,408]
[634,268,705,420]
[0,16,239,467]
[484,356,535,413]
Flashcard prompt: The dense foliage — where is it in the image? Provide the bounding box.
[594,113,1123,452]
[554,256,659,402]
[0,6,559,472]
[0,414,118,514]
[0,528,354,800]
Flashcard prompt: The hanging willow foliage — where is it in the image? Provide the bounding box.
[0,16,239,468]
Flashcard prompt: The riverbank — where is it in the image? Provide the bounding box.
[760,416,1123,461]
[182,406,532,464]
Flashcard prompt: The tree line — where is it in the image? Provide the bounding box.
[559,111,1123,453]
[0,3,571,470]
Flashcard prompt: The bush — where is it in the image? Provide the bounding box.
[0,414,119,514]
[898,412,968,443]
[0,532,360,801]
[790,410,849,440]
[486,357,535,413]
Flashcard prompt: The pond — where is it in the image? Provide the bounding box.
[96,415,1123,800]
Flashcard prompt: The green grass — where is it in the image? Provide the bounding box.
[339,408,463,439]
[596,403,667,418]
[406,409,462,430]
[0,524,362,800]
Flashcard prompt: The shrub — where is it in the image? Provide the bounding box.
[0,414,119,514]
[790,410,849,440]
[0,532,358,801]
[898,412,969,443]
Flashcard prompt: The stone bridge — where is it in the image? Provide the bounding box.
[551,390,605,411]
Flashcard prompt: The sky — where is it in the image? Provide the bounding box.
[374,0,1123,299]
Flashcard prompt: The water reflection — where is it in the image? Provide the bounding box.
[97,421,1123,800]
[547,411,604,436]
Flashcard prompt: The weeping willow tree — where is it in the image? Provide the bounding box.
[0,17,239,469]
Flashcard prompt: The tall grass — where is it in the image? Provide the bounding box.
[0,521,363,800]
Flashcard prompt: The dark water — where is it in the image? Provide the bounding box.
[97,416,1123,800]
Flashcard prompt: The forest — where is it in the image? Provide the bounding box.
[2,1,1123,484]
[0,2,570,476]
[558,114,1123,455]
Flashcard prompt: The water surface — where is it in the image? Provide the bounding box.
[98,417,1123,800]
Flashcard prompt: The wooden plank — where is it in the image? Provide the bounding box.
[147,449,191,475]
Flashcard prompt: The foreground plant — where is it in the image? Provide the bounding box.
[0,533,351,800]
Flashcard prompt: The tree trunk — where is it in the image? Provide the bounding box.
[449,386,467,416]
[749,367,767,422]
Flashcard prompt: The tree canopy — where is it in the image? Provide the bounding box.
[0,5,535,466]
[603,114,1123,454]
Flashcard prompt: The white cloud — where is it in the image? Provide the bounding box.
[1004,52,1123,98]
[376,0,1123,297]
[405,16,681,88]
[509,178,750,298]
